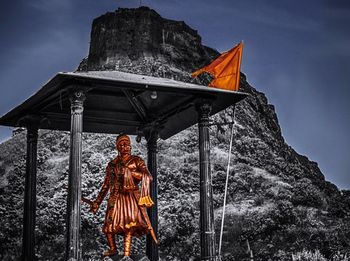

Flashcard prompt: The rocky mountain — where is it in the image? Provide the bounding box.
[1,6,349,261]
[77,6,217,83]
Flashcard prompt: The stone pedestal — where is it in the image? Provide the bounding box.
[105,255,150,261]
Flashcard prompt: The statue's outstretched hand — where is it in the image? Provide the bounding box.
[90,201,99,215]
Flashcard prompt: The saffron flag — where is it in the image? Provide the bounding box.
[192,42,243,91]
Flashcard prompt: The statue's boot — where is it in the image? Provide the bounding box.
[123,232,132,256]
[103,233,117,257]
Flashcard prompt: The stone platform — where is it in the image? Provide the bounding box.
[103,255,150,261]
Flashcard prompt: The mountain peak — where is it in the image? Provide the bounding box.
[81,6,217,77]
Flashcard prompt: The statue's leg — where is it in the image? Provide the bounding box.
[123,232,132,256]
[103,233,117,257]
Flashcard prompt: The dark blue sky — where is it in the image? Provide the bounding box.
[0,0,349,189]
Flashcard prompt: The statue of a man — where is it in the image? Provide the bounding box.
[89,134,157,257]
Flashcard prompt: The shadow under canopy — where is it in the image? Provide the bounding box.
[0,70,247,261]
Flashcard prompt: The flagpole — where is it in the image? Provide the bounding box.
[218,106,236,259]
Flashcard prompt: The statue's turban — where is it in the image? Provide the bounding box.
[116,134,131,146]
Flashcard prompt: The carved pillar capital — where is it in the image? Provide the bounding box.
[26,126,38,144]
[69,90,86,114]
[144,129,158,153]
[195,100,212,126]
[196,101,212,115]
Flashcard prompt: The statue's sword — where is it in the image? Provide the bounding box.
[139,206,159,245]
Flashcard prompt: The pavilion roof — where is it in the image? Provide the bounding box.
[0,70,247,139]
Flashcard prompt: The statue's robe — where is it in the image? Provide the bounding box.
[95,155,154,236]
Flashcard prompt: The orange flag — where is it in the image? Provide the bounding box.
[192,42,243,91]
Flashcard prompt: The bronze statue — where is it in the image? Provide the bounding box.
[85,134,157,257]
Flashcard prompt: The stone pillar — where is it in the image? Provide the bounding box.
[145,130,159,261]
[196,101,216,261]
[66,90,86,261]
[22,116,41,261]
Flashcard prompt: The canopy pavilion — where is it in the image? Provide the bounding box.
[0,70,247,261]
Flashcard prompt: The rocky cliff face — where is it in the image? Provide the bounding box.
[79,6,217,82]
[1,7,349,261]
